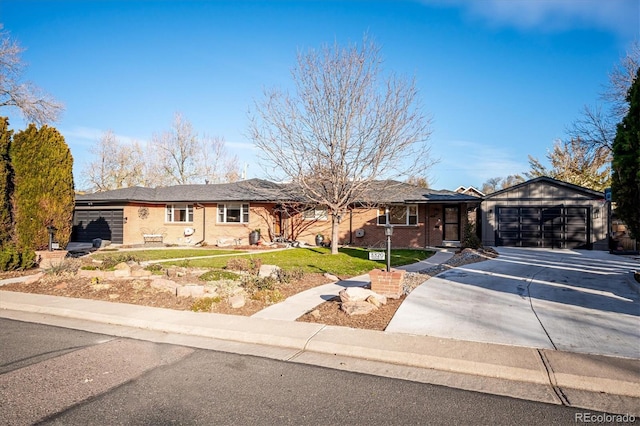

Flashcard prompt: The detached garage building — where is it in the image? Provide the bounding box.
[481,177,609,250]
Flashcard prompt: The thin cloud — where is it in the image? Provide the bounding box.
[61,126,147,147]
[422,0,638,38]
[433,139,528,183]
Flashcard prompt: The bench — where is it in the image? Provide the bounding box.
[143,234,163,245]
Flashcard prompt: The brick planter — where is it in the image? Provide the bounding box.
[369,268,406,299]
[35,250,68,269]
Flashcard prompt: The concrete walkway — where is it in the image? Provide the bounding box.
[251,249,455,321]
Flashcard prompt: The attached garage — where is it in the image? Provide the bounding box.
[482,177,609,250]
[72,209,124,244]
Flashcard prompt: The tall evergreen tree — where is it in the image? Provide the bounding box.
[611,68,640,239]
[11,124,74,250]
[0,117,13,246]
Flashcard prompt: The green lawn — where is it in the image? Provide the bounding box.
[92,248,244,261]
[96,247,433,278]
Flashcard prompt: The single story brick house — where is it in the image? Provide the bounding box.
[72,179,480,249]
[480,176,610,250]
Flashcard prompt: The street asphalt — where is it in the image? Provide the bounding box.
[0,247,639,416]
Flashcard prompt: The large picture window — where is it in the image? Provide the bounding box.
[378,205,418,226]
[218,203,249,223]
[302,206,328,221]
[166,204,194,223]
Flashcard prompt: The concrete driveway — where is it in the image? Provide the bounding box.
[386,247,640,359]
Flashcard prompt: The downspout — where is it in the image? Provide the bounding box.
[349,209,353,245]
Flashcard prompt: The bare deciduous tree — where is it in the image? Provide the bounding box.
[147,113,241,186]
[249,36,435,254]
[200,134,241,184]
[480,174,525,194]
[82,130,145,192]
[151,113,200,186]
[0,26,63,125]
[567,40,639,158]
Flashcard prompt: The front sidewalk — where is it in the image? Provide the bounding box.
[1,290,639,417]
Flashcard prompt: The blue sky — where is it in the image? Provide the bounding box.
[2,0,638,190]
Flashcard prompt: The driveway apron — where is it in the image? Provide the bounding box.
[386,247,640,359]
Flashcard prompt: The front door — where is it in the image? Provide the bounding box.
[444,206,460,241]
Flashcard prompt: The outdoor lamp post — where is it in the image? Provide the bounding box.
[46,225,57,252]
[384,207,393,272]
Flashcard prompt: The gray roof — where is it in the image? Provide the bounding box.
[75,178,479,205]
[483,176,605,199]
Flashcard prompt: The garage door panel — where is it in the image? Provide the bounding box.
[72,209,124,244]
[497,206,589,249]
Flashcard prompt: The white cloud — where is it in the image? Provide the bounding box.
[422,0,639,38]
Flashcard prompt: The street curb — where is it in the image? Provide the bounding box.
[2,290,639,400]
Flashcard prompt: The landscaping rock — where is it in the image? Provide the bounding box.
[150,278,179,295]
[339,287,386,304]
[310,309,321,319]
[177,285,205,298]
[341,301,377,316]
[258,264,280,278]
[25,273,44,285]
[229,294,246,309]
[166,266,187,278]
[113,262,131,277]
[366,295,383,307]
[323,273,339,281]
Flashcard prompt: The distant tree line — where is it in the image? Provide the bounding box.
[82,113,241,192]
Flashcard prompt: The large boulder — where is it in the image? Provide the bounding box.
[341,301,378,316]
[258,264,280,278]
[339,287,387,304]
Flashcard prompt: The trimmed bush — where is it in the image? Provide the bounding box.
[0,245,36,271]
[11,124,74,251]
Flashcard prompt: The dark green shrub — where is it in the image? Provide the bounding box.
[11,124,74,251]
[461,222,482,250]
[0,118,13,247]
[0,245,36,271]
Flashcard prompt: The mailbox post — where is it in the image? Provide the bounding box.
[46,225,57,251]
[384,207,393,272]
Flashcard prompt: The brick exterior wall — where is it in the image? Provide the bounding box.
[118,202,472,248]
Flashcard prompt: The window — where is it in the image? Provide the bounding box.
[166,204,194,223]
[303,206,328,221]
[378,205,418,226]
[218,203,249,223]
